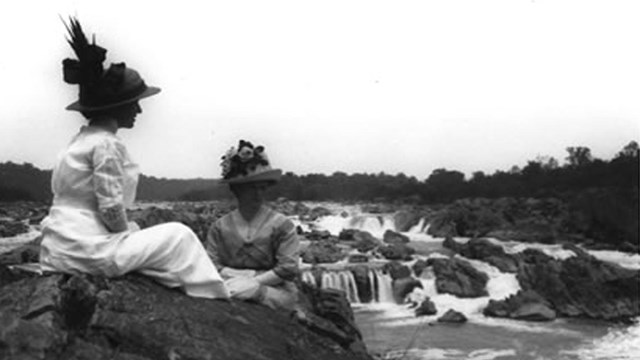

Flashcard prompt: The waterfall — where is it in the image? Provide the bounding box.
[369,269,394,303]
[301,271,317,287]
[320,270,361,303]
[302,268,394,304]
[408,218,427,234]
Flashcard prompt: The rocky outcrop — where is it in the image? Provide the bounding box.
[350,266,373,303]
[437,309,467,323]
[128,206,219,242]
[378,243,415,261]
[350,231,381,253]
[382,230,409,245]
[428,258,488,298]
[415,298,437,316]
[515,249,639,321]
[382,261,411,280]
[483,290,556,322]
[0,268,371,360]
[391,277,423,304]
[0,219,30,237]
[443,237,519,273]
[301,240,346,264]
[392,210,423,232]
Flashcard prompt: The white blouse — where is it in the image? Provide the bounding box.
[40,125,140,275]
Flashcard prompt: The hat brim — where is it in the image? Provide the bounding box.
[222,169,282,185]
[65,86,161,112]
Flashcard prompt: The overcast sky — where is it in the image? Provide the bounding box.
[1,0,638,179]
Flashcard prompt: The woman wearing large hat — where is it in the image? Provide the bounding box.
[39,18,228,299]
[204,140,301,310]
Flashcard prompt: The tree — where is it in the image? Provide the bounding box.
[565,146,593,167]
[616,141,639,159]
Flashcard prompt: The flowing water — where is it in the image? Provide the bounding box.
[297,202,640,360]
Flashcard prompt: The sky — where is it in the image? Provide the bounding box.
[1,0,638,180]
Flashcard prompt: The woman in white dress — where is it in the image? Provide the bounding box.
[204,140,301,310]
[39,18,228,299]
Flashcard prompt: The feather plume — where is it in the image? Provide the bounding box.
[61,17,106,88]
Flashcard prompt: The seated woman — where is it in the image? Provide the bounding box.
[39,18,228,299]
[204,140,300,310]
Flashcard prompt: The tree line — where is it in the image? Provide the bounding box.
[1,141,637,204]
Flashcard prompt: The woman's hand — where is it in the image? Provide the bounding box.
[253,270,283,286]
[220,267,256,279]
[225,276,263,300]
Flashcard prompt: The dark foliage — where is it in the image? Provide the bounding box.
[1,141,637,206]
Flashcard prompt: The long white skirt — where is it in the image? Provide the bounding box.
[40,215,229,299]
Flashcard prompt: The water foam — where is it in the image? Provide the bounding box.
[559,319,640,360]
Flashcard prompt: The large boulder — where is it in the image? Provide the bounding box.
[382,230,410,245]
[415,297,437,317]
[515,249,640,321]
[128,206,214,242]
[444,237,519,273]
[392,211,422,232]
[302,240,346,264]
[428,258,488,298]
[0,269,371,360]
[483,290,556,322]
[437,309,467,323]
[378,243,415,261]
[382,261,412,280]
[0,219,30,238]
[391,277,423,304]
[351,231,381,253]
[350,266,372,303]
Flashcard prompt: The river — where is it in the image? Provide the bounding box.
[296,202,640,360]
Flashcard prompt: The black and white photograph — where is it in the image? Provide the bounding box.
[1,1,638,359]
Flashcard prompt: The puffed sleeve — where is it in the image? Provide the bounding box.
[204,221,224,270]
[92,139,129,233]
[272,219,300,281]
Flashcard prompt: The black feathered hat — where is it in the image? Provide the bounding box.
[62,17,160,112]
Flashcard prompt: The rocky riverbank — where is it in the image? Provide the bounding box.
[1,196,638,358]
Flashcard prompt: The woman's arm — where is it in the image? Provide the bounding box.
[258,219,300,285]
[92,139,129,233]
[204,222,224,270]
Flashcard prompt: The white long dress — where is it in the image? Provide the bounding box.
[40,125,229,299]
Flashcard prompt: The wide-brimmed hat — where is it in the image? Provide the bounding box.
[62,17,160,112]
[220,140,282,185]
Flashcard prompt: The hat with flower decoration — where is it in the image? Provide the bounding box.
[61,17,160,112]
[220,140,282,184]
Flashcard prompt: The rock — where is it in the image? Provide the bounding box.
[351,231,381,253]
[483,290,556,322]
[0,219,30,237]
[392,211,422,232]
[382,230,409,245]
[392,277,423,304]
[350,266,372,303]
[338,229,356,241]
[128,206,214,242]
[347,254,369,263]
[378,243,415,261]
[444,237,519,273]
[429,258,489,298]
[302,241,346,264]
[0,236,41,265]
[415,298,437,316]
[412,259,429,277]
[305,230,333,241]
[382,261,412,280]
[437,309,467,323]
[0,272,371,360]
[515,249,640,321]
[511,303,556,321]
